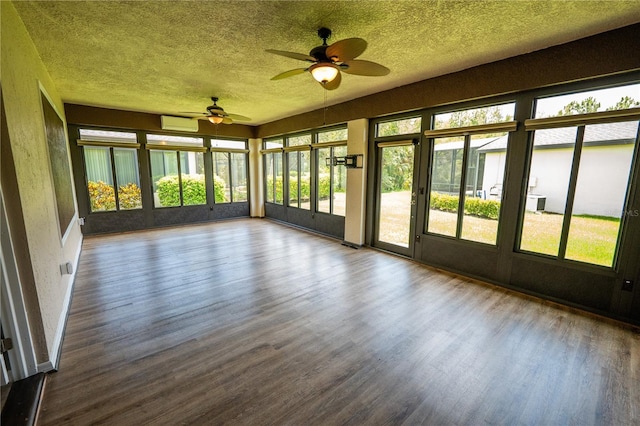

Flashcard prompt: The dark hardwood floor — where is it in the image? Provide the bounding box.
[37,218,640,425]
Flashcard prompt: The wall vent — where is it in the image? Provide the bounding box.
[161,115,199,133]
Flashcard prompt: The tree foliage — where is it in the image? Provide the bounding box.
[381,146,414,193]
[556,97,601,116]
[606,96,640,111]
[445,106,510,128]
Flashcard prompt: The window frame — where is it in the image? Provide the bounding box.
[210,145,249,204]
[77,136,142,213]
[517,106,640,269]
[313,140,348,217]
[424,120,518,245]
[146,133,207,208]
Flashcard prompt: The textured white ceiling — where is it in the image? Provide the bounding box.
[12,1,640,125]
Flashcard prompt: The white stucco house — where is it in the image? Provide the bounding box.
[432,121,639,218]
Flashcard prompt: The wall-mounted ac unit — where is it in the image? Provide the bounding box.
[161,115,199,133]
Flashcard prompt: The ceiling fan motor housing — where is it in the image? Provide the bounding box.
[310,45,330,62]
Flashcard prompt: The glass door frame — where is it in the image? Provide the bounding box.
[371,137,422,257]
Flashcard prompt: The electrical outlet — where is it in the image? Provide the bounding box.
[622,279,634,292]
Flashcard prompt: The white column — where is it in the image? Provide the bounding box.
[248,138,264,217]
[344,119,368,246]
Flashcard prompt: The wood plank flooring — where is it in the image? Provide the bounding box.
[37,218,640,425]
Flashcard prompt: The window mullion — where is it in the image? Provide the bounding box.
[329,147,335,214]
[228,153,234,203]
[272,155,276,203]
[297,152,302,208]
[456,135,471,239]
[177,152,184,206]
[558,126,586,260]
[110,148,120,211]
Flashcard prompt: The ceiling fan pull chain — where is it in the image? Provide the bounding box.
[323,89,327,126]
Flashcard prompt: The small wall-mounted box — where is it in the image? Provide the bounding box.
[60,262,73,275]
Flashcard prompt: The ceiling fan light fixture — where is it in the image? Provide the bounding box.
[310,63,339,84]
[208,115,224,125]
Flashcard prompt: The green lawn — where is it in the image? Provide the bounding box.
[521,212,620,267]
[378,191,621,267]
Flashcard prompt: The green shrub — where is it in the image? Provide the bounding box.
[88,181,142,211]
[118,183,142,210]
[266,174,336,203]
[317,173,331,200]
[288,175,312,202]
[156,175,182,206]
[213,175,227,203]
[157,174,224,206]
[430,191,501,220]
[182,174,207,205]
[464,197,500,220]
[430,192,458,213]
[88,180,116,211]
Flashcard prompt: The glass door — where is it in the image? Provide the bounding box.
[373,140,418,256]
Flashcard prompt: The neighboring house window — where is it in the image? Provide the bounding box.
[425,104,516,245]
[78,129,142,212]
[263,138,283,204]
[519,83,640,267]
[315,128,348,217]
[147,134,206,208]
[211,139,249,203]
[286,134,312,210]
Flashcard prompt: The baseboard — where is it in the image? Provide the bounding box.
[41,237,82,372]
[342,241,362,249]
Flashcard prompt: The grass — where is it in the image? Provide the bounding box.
[378,191,621,267]
[522,212,620,267]
[378,191,412,247]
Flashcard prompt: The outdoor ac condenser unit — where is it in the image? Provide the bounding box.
[161,115,199,133]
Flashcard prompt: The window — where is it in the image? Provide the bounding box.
[147,134,206,208]
[286,134,312,210]
[315,128,347,216]
[287,150,311,209]
[288,134,312,146]
[534,84,640,118]
[520,116,639,267]
[264,138,283,149]
[211,138,248,204]
[264,150,283,205]
[434,103,515,129]
[425,103,516,244]
[318,128,348,143]
[427,136,464,237]
[212,152,231,203]
[376,117,421,137]
[231,153,248,202]
[79,129,141,212]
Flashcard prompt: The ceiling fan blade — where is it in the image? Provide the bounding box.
[342,60,390,76]
[222,117,233,125]
[271,68,308,80]
[322,71,341,91]
[265,49,315,62]
[227,113,251,122]
[326,38,367,62]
